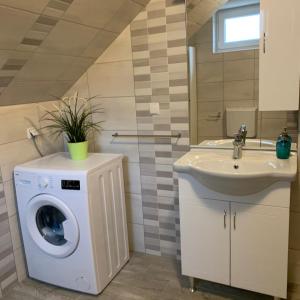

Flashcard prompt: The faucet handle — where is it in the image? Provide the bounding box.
[239,124,247,133]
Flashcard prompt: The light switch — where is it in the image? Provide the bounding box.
[149,102,160,115]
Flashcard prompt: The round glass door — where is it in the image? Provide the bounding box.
[36,205,67,246]
[26,194,79,258]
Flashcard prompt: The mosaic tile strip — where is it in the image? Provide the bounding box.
[19,0,73,51]
[0,0,73,96]
[131,0,188,258]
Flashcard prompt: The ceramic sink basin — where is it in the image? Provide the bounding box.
[174,149,297,195]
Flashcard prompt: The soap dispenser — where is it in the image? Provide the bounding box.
[276,128,292,159]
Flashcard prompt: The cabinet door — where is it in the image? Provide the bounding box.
[259,0,299,111]
[231,203,289,298]
[180,198,230,285]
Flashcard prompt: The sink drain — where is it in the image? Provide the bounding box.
[233,164,239,169]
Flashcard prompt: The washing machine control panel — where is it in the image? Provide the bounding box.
[38,177,49,189]
[14,171,85,192]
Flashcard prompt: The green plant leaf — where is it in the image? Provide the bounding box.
[40,92,104,143]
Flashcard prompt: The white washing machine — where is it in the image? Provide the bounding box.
[14,152,129,294]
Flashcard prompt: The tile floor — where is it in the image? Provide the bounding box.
[2,253,298,300]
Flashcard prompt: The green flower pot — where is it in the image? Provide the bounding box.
[67,141,88,160]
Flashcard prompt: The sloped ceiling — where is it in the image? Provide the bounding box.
[0,0,150,106]
[187,0,228,39]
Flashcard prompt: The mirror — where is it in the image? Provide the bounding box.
[187,0,298,146]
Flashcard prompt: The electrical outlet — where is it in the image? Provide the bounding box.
[26,127,39,139]
[149,102,160,115]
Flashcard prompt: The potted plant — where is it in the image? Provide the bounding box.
[41,92,103,160]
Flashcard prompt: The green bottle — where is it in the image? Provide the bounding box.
[276,128,292,159]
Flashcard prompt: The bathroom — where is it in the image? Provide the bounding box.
[0,0,299,299]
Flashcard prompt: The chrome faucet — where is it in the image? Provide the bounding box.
[238,124,247,146]
[233,133,243,159]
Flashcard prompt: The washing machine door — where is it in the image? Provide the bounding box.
[26,194,79,258]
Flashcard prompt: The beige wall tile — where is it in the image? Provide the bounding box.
[224,100,256,109]
[96,26,132,64]
[290,212,300,250]
[198,118,224,137]
[125,193,143,225]
[0,0,48,13]
[123,162,141,195]
[0,140,40,181]
[0,6,38,50]
[223,49,255,61]
[87,61,134,97]
[195,42,223,63]
[254,59,259,80]
[224,59,255,81]
[64,73,90,99]
[0,104,39,145]
[289,249,300,284]
[291,174,300,213]
[63,0,125,29]
[127,222,145,252]
[0,80,56,106]
[36,134,64,156]
[16,53,75,81]
[3,181,16,217]
[191,20,212,45]
[197,101,223,119]
[92,97,137,131]
[197,61,223,83]
[13,248,26,282]
[94,130,140,163]
[254,79,259,100]
[37,20,98,56]
[260,118,288,139]
[8,214,22,251]
[224,80,254,100]
[197,82,223,101]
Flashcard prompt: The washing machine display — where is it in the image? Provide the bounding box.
[61,180,80,190]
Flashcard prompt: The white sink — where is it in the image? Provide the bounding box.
[174,148,297,195]
[192,138,297,151]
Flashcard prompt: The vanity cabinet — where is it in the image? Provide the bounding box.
[179,174,290,299]
[259,0,299,111]
[230,203,289,298]
[180,198,230,285]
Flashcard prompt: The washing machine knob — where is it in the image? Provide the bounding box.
[38,178,49,189]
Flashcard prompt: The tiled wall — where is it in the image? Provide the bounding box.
[186,0,227,39]
[65,0,189,257]
[0,101,64,293]
[66,25,146,252]
[130,0,188,257]
[190,19,298,143]
[0,0,149,106]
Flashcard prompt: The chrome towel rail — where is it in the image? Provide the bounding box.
[112,132,181,138]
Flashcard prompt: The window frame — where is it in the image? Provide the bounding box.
[213,4,260,53]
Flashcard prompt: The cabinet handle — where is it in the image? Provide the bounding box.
[224,209,227,228]
[234,212,237,230]
[263,32,266,53]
